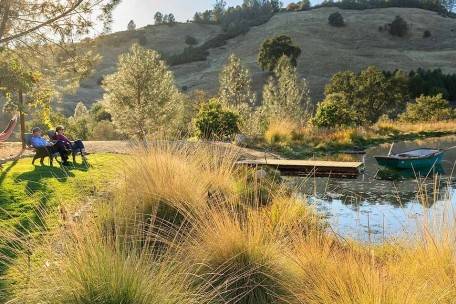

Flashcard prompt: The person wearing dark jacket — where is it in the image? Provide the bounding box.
[52,126,86,154]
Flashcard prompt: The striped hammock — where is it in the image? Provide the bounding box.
[0,115,18,142]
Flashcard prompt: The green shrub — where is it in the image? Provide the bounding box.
[90,102,112,122]
[257,35,302,71]
[312,93,357,128]
[400,94,454,122]
[328,12,345,27]
[194,98,240,140]
[185,35,198,46]
[389,16,408,37]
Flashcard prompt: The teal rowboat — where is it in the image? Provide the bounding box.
[375,148,444,169]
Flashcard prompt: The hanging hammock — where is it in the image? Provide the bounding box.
[0,115,18,142]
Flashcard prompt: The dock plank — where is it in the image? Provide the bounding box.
[237,159,364,178]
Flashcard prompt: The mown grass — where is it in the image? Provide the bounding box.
[258,119,456,158]
[3,143,456,304]
[0,153,126,301]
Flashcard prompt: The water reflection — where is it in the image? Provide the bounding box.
[291,135,456,242]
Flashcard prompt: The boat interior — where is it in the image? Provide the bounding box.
[394,148,441,158]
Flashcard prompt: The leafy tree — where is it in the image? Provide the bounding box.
[0,0,120,46]
[406,68,456,101]
[194,98,239,140]
[193,12,203,23]
[262,56,311,126]
[68,102,91,140]
[0,0,119,123]
[202,10,213,23]
[312,93,357,128]
[219,54,256,135]
[213,0,227,23]
[0,53,53,147]
[299,0,311,10]
[219,54,256,109]
[185,35,199,46]
[328,12,345,27]
[324,71,358,101]
[400,94,454,122]
[167,14,176,25]
[102,44,182,141]
[389,16,408,37]
[90,102,112,122]
[127,20,136,31]
[271,0,283,11]
[325,66,408,123]
[441,0,456,12]
[155,12,164,24]
[258,35,302,71]
[73,102,89,119]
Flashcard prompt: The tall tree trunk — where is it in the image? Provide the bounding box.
[19,89,26,149]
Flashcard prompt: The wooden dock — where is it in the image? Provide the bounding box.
[237,159,364,178]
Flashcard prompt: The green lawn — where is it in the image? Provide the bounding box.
[0,153,126,300]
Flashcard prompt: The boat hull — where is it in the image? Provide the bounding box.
[375,151,444,169]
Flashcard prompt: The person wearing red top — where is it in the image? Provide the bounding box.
[52,126,86,155]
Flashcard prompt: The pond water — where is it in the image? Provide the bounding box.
[290,135,456,242]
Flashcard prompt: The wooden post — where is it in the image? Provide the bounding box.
[19,89,26,149]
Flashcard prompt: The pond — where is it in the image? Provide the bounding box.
[290,135,456,242]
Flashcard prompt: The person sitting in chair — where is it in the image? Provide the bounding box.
[52,126,86,155]
[31,127,70,166]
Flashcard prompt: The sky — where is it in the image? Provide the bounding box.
[110,0,299,32]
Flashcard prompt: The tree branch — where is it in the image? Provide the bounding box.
[0,0,11,41]
[0,0,84,45]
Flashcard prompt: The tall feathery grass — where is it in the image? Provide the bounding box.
[3,142,456,304]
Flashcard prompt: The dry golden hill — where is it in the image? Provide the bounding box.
[64,7,456,113]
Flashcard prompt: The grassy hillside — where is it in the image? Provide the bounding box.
[65,7,456,113]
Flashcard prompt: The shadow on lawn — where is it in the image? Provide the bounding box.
[0,159,18,187]
[0,160,91,301]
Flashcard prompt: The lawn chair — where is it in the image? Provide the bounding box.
[48,130,86,163]
[25,133,60,166]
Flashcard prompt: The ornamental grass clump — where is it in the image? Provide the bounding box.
[8,218,211,304]
[113,142,240,229]
[185,206,302,304]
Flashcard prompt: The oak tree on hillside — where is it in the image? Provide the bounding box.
[258,35,301,71]
[128,20,136,31]
[389,16,408,37]
[102,44,182,140]
[328,12,345,27]
[262,56,311,125]
[155,12,164,24]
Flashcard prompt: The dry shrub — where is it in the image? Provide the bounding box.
[264,120,298,145]
[376,119,456,134]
